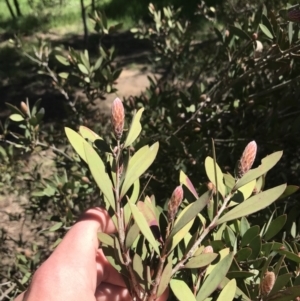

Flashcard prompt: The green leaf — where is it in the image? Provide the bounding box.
[58,72,69,79]
[216,278,236,301]
[127,200,160,255]
[227,271,255,279]
[218,277,251,301]
[229,25,251,40]
[249,235,261,259]
[157,260,172,297]
[205,157,226,197]
[98,233,114,246]
[259,24,274,39]
[169,191,211,239]
[6,102,26,117]
[65,127,89,163]
[197,252,234,301]
[184,253,218,269]
[264,215,287,240]
[9,113,24,122]
[133,253,144,280]
[288,21,293,45]
[235,151,282,190]
[235,248,252,261]
[125,223,140,250]
[241,225,260,247]
[49,222,63,232]
[277,249,300,263]
[168,208,195,253]
[79,126,100,142]
[278,185,299,200]
[78,63,89,75]
[80,51,90,69]
[240,216,250,236]
[121,142,159,198]
[124,108,144,148]
[266,286,300,301]
[216,184,286,225]
[170,279,196,301]
[55,54,70,66]
[270,273,292,296]
[83,143,115,211]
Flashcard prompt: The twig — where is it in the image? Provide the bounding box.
[171,191,233,276]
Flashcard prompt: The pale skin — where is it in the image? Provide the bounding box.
[14,208,168,301]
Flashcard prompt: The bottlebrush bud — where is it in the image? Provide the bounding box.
[111,98,125,140]
[237,141,257,178]
[261,271,275,296]
[286,6,300,23]
[20,101,28,116]
[168,185,184,221]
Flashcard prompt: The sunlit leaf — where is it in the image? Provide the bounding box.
[125,223,140,250]
[124,108,145,148]
[259,24,274,39]
[180,170,198,198]
[216,184,286,225]
[235,152,282,190]
[170,279,196,301]
[65,127,89,163]
[184,253,218,269]
[98,233,114,246]
[79,126,100,142]
[216,278,236,301]
[169,191,211,239]
[121,142,159,197]
[197,252,234,301]
[9,114,24,122]
[205,157,226,197]
[83,143,115,210]
[218,277,251,301]
[55,54,70,66]
[157,260,172,297]
[127,199,160,254]
[78,63,89,74]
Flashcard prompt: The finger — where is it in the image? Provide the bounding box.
[95,283,131,301]
[20,208,116,301]
[96,249,126,287]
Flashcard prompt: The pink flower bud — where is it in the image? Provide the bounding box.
[202,245,213,254]
[261,271,275,296]
[168,185,184,221]
[237,141,257,178]
[111,98,125,140]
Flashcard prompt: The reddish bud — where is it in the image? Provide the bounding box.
[111,98,125,140]
[81,176,90,184]
[20,101,29,116]
[168,185,184,221]
[261,271,275,296]
[202,245,213,254]
[237,141,257,178]
[287,7,300,23]
[252,33,258,40]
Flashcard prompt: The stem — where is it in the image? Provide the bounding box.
[171,191,234,276]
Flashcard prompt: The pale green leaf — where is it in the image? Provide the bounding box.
[216,278,236,301]
[157,260,172,297]
[121,142,159,198]
[79,126,101,142]
[78,63,89,74]
[216,184,286,225]
[127,200,160,254]
[83,143,115,210]
[197,253,234,301]
[205,157,226,197]
[124,108,144,148]
[9,114,24,122]
[170,279,196,301]
[235,152,282,190]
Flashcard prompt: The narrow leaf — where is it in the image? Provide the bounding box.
[127,200,160,254]
[121,142,159,197]
[184,253,218,269]
[180,170,198,198]
[216,184,286,225]
[79,126,100,142]
[124,108,144,148]
[157,260,172,297]
[264,215,287,240]
[259,24,274,39]
[197,252,234,301]
[83,143,115,210]
[170,279,196,301]
[235,151,282,190]
[205,157,226,197]
[216,278,236,301]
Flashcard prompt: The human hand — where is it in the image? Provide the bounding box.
[14,208,169,301]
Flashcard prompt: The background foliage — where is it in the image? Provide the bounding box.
[1,0,300,300]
